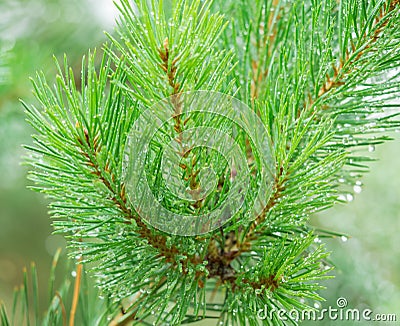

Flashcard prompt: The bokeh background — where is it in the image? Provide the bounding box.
[0,1,399,324]
[0,0,116,315]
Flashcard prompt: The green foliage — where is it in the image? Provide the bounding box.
[4,0,399,325]
[0,250,114,326]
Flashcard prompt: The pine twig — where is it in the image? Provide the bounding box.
[69,260,82,326]
[315,0,400,101]
[55,292,67,326]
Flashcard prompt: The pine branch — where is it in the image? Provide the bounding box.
[20,0,400,325]
[308,0,400,192]
[315,0,400,101]
[74,120,185,265]
[250,0,281,101]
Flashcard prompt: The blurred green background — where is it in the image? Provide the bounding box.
[0,0,399,324]
[0,0,114,314]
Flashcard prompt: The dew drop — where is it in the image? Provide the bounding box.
[71,271,77,277]
[353,185,362,194]
[314,302,321,309]
[346,194,354,202]
[341,235,348,242]
[368,145,375,152]
[87,230,99,237]
[314,237,322,243]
